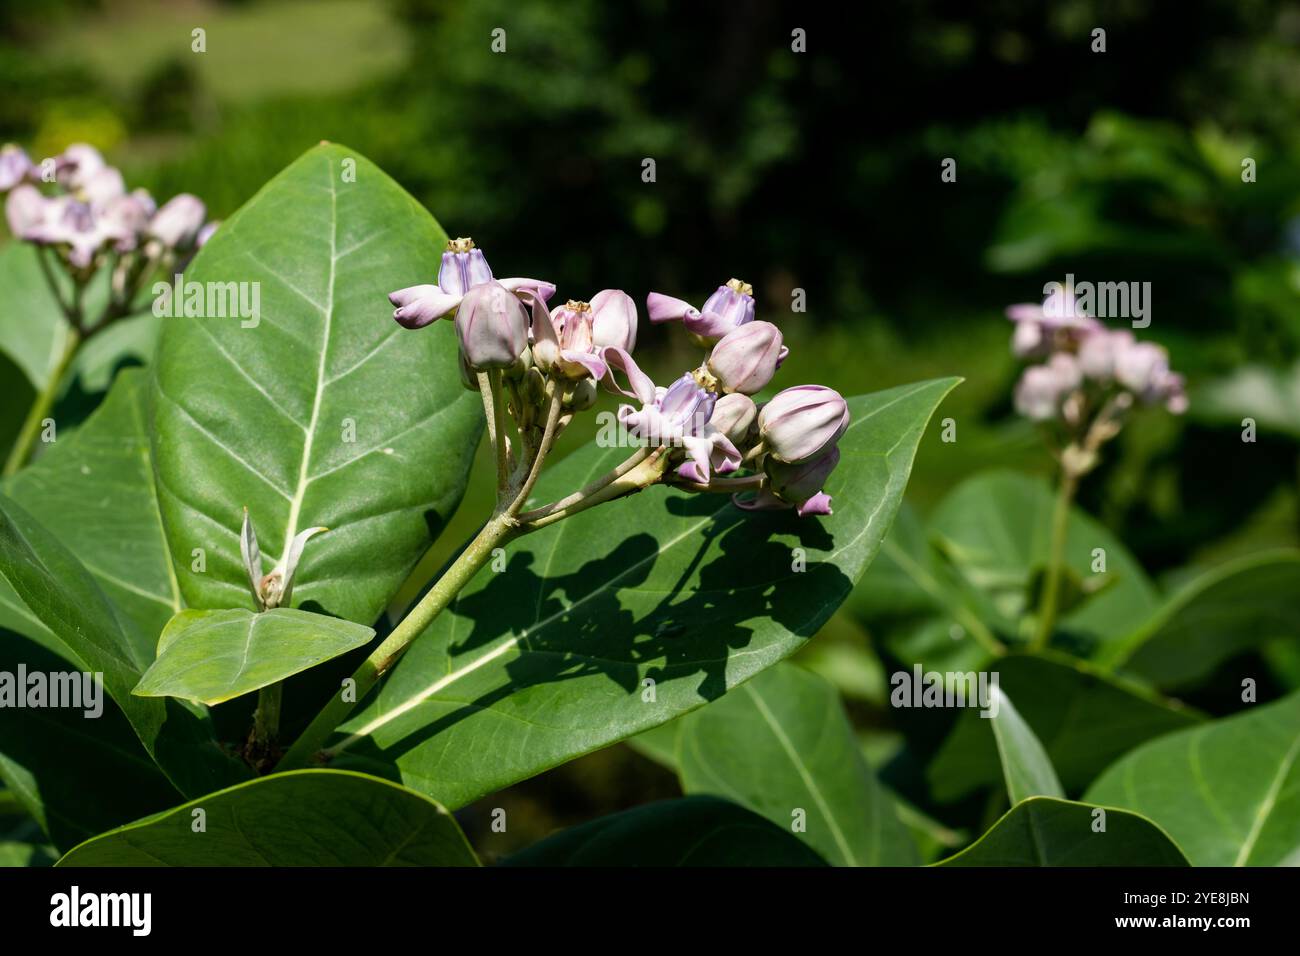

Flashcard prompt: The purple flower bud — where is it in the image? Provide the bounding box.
[456,281,530,370]
[758,385,850,464]
[5,184,47,238]
[706,320,784,395]
[1113,341,1169,397]
[99,190,154,251]
[80,165,125,205]
[0,144,32,191]
[1014,353,1082,421]
[589,289,637,352]
[765,446,840,509]
[438,237,494,296]
[709,393,757,445]
[149,194,207,249]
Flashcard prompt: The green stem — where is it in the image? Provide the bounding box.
[518,445,652,523]
[253,682,283,746]
[1030,468,1078,651]
[3,327,81,477]
[276,513,519,771]
[508,388,562,515]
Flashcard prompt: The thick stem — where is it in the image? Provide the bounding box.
[276,514,518,771]
[3,327,81,477]
[253,683,283,747]
[1030,468,1078,651]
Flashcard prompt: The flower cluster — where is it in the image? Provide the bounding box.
[1,142,214,276]
[1008,290,1187,425]
[389,242,850,518]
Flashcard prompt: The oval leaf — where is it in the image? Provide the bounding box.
[57,769,478,866]
[677,662,917,866]
[1086,691,1300,866]
[152,143,481,626]
[331,379,959,808]
[936,797,1188,866]
[134,607,375,705]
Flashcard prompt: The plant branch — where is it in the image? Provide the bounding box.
[276,513,519,771]
[507,386,563,515]
[3,326,81,477]
[518,445,653,523]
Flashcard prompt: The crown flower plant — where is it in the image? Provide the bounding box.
[1006,291,1188,650]
[0,144,967,870]
[0,141,217,476]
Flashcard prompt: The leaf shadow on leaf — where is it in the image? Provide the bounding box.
[363,493,847,765]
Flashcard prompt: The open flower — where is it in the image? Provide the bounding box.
[648,277,757,343]
[602,351,741,483]
[389,237,555,330]
[531,290,637,381]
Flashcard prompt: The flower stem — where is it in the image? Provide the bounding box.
[3,326,81,477]
[276,513,518,771]
[518,445,652,523]
[1030,468,1078,652]
[508,388,562,515]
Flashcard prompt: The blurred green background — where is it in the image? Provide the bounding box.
[3,0,1299,858]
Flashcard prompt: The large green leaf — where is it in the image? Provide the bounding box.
[57,769,478,866]
[928,654,1200,800]
[503,796,827,867]
[5,369,179,645]
[0,624,181,852]
[930,470,1159,651]
[0,494,247,799]
[333,378,959,808]
[151,143,481,626]
[134,607,374,705]
[1194,361,1300,439]
[988,686,1064,803]
[936,797,1188,866]
[1099,551,1300,689]
[676,662,916,866]
[1086,692,1300,866]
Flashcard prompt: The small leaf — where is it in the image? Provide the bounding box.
[56,770,478,866]
[503,796,826,867]
[1086,691,1300,866]
[936,797,1188,867]
[988,686,1064,803]
[134,608,375,705]
[676,662,917,866]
